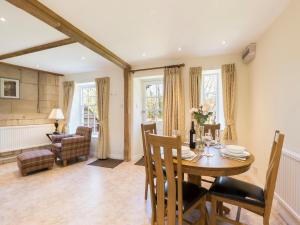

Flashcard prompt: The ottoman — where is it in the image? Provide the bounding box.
[17,149,55,176]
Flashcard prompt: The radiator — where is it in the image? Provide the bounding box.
[0,124,53,153]
[276,149,300,222]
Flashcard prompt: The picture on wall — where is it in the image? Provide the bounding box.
[0,78,20,99]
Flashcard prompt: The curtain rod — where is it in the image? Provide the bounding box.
[130,63,185,73]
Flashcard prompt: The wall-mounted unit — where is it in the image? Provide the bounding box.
[242,43,256,64]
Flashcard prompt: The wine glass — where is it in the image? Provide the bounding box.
[204,132,213,156]
[215,130,220,146]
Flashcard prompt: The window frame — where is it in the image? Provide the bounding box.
[78,83,99,136]
[201,68,224,128]
[142,79,164,123]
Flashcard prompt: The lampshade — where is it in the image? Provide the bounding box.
[48,108,64,120]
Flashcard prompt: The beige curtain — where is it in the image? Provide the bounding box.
[95,77,110,159]
[62,81,75,133]
[189,67,202,108]
[163,67,185,138]
[222,64,237,141]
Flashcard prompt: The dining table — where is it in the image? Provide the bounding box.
[181,146,255,180]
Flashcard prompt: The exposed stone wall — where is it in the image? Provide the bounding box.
[0,63,61,126]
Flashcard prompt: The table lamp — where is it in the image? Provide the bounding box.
[48,108,64,134]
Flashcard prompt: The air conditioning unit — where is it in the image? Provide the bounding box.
[242,43,256,64]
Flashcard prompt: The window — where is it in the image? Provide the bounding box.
[142,79,163,134]
[80,84,99,136]
[201,69,224,127]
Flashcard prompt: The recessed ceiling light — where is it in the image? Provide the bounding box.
[222,40,227,45]
[81,56,86,60]
[0,17,6,22]
[178,47,182,52]
[142,53,146,57]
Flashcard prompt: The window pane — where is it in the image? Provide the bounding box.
[81,86,98,135]
[146,84,157,97]
[203,74,217,112]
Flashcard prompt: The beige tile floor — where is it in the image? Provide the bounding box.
[0,158,287,225]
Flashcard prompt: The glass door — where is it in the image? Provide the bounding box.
[142,79,163,134]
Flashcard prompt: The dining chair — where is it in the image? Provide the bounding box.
[145,132,207,225]
[193,124,221,186]
[141,123,157,200]
[209,130,284,225]
[204,123,220,140]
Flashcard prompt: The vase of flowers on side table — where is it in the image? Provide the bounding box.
[190,105,213,150]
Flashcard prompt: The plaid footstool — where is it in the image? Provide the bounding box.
[17,149,55,176]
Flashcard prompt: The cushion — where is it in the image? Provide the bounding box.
[210,176,265,207]
[165,181,207,212]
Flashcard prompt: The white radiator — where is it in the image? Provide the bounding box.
[0,124,53,153]
[276,149,300,223]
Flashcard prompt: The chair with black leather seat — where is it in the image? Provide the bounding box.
[209,130,284,225]
[141,123,157,200]
[145,132,207,225]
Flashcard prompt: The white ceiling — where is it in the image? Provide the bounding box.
[0,0,290,73]
[3,43,114,74]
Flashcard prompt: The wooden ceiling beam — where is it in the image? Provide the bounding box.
[6,0,130,69]
[0,38,76,60]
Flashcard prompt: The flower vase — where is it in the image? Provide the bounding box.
[198,124,205,150]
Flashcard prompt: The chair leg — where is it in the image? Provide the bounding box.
[63,160,67,167]
[144,176,148,200]
[199,197,206,225]
[263,216,270,225]
[210,197,217,225]
[236,206,241,222]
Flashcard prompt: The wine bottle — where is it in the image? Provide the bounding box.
[189,121,196,149]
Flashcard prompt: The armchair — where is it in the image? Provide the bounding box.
[51,126,92,166]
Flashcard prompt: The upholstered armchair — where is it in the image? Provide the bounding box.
[51,126,92,166]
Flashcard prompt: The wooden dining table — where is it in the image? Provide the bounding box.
[179,146,255,186]
[184,147,254,176]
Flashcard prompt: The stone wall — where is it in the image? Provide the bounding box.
[0,63,61,126]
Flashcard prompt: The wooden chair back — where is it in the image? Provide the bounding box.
[145,133,183,225]
[141,123,157,157]
[204,123,221,139]
[264,130,284,218]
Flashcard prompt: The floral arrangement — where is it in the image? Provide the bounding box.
[190,105,213,126]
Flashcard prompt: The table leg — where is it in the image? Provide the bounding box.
[188,174,202,186]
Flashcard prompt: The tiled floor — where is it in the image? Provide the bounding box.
[0,159,287,225]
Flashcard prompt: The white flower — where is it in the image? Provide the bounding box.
[190,108,198,113]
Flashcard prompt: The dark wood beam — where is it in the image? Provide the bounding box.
[0,62,64,76]
[0,38,76,60]
[6,0,130,69]
[123,68,132,161]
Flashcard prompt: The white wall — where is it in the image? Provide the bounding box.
[248,0,300,182]
[64,66,124,159]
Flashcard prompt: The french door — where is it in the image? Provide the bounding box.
[142,79,163,134]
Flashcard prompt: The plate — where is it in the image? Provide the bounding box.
[225,145,247,154]
[221,148,250,158]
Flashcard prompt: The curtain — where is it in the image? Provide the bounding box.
[62,81,75,133]
[189,67,202,108]
[95,77,110,159]
[163,67,185,138]
[222,64,237,141]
